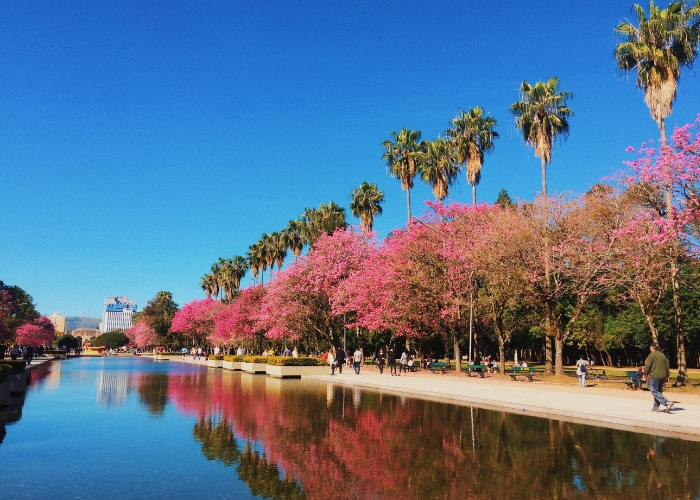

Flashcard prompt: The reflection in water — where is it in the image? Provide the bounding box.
[0,362,53,446]
[134,372,169,417]
[96,370,130,406]
[166,369,700,500]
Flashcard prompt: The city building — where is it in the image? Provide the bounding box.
[99,296,137,332]
[48,313,66,334]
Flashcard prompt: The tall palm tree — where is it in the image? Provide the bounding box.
[615,1,699,385]
[350,182,385,233]
[419,137,459,202]
[446,107,498,205]
[510,77,573,376]
[382,128,424,222]
[284,219,307,259]
[615,1,699,142]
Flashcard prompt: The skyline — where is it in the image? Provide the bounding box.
[2,1,700,318]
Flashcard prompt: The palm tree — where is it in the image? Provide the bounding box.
[301,202,347,245]
[419,137,458,202]
[615,1,699,385]
[284,219,307,259]
[615,1,699,142]
[350,182,385,233]
[446,107,498,205]
[382,128,424,222]
[200,273,219,298]
[510,78,573,208]
[510,77,573,376]
[247,241,266,285]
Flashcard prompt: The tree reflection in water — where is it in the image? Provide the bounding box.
[163,369,699,499]
[133,372,169,417]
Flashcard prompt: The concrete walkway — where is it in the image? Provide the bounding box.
[306,369,700,441]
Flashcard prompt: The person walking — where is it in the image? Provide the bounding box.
[643,343,673,413]
[575,356,589,387]
[328,349,336,375]
[376,349,385,374]
[336,347,345,374]
[388,349,397,376]
[400,351,408,374]
[353,347,362,374]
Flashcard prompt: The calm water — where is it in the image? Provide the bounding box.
[1,357,698,500]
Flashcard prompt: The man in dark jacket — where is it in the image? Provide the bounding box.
[336,348,345,374]
[643,343,673,413]
[388,349,397,376]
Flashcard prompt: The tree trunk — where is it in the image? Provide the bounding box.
[541,156,553,376]
[406,187,412,224]
[471,183,477,206]
[660,118,688,386]
[554,335,564,377]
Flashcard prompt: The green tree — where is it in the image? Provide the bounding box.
[350,181,385,233]
[446,107,499,205]
[419,137,458,203]
[55,334,80,350]
[89,330,129,349]
[140,291,179,347]
[382,128,424,222]
[510,77,573,375]
[495,189,514,208]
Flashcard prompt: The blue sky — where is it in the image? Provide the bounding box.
[2,0,700,318]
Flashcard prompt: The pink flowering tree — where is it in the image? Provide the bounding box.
[124,320,157,349]
[259,228,373,352]
[15,316,56,346]
[171,297,225,348]
[619,115,700,384]
[213,285,266,349]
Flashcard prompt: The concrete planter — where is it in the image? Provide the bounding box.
[222,361,243,371]
[207,359,223,368]
[241,362,267,374]
[153,353,185,361]
[266,364,329,379]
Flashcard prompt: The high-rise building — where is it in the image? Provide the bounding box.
[99,296,137,332]
[47,313,66,334]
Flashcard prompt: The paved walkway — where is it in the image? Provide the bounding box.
[306,368,700,441]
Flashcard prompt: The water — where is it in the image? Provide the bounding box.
[1,357,698,499]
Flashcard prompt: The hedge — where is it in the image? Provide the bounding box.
[0,360,27,374]
[223,355,245,362]
[266,356,325,366]
[208,355,224,360]
[0,363,12,383]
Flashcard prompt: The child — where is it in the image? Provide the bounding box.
[631,366,644,390]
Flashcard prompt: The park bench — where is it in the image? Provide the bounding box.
[429,362,449,374]
[508,366,539,382]
[464,364,487,378]
[407,361,419,372]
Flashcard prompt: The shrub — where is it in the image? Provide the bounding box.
[241,355,269,364]
[0,360,27,374]
[266,356,325,366]
[208,355,224,360]
[223,355,245,362]
[0,363,12,383]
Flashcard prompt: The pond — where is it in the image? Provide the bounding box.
[1,357,698,499]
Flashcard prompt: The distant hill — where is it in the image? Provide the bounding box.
[66,317,101,331]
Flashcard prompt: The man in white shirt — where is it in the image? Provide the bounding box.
[353,347,362,374]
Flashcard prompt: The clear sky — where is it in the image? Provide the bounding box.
[2,0,699,318]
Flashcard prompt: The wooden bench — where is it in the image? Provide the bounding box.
[508,366,537,381]
[429,362,449,374]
